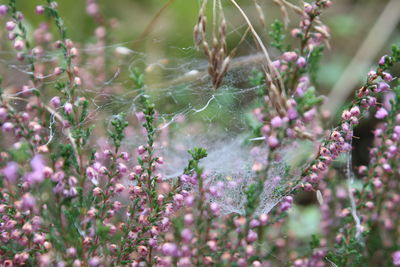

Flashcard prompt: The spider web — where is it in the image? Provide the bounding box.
[0,21,317,216]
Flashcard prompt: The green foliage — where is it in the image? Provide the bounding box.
[58,144,79,171]
[185,147,208,174]
[245,183,259,215]
[108,113,129,149]
[249,69,266,96]
[380,45,400,70]
[307,46,324,82]
[269,20,286,52]
[297,87,324,111]
[8,142,31,163]
[130,68,145,89]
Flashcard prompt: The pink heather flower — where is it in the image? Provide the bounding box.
[267,136,279,148]
[162,243,179,257]
[291,28,302,37]
[282,51,298,62]
[303,108,316,122]
[35,5,45,15]
[8,32,15,41]
[304,3,314,13]
[114,183,125,193]
[0,5,8,16]
[64,102,73,114]
[74,77,82,86]
[184,214,194,225]
[379,55,387,65]
[0,107,7,120]
[247,230,258,242]
[86,3,99,16]
[350,106,360,116]
[393,251,400,266]
[156,157,164,164]
[6,21,16,31]
[296,56,306,68]
[382,72,393,82]
[120,151,129,160]
[50,96,61,108]
[88,257,101,267]
[2,121,14,132]
[210,202,220,215]
[134,165,143,174]
[117,163,127,173]
[375,107,388,119]
[394,126,400,135]
[21,193,36,210]
[135,111,145,122]
[137,145,146,154]
[2,162,19,183]
[272,60,281,69]
[178,258,192,267]
[181,228,193,243]
[271,116,283,128]
[13,40,24,51]
[376,82,390,92]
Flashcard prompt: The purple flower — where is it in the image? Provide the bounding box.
[282,51,298,62]
[0,5,7,16]
[271,116,283,128]
[2,162,19,183]
[379,55,387,65]
[50,96,61,108]
[296,56,306,68]
[5,21,16,31]
[162,242,179,257]
[35,5,45,15]
[25,155,46,184]
[21,193,36,210]
[64,102,73,114]
[375,107,388,119]
[2,121,14,132]
[376,82,390,92]
[88,257,101,267]
[393,251,400,266]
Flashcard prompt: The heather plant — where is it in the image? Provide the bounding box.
[0,0,400,266]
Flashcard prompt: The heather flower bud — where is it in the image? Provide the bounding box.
[382,72,393,82]
[88,257,101,267]
[282,51,298,62]
[64,102,73,114]
[267,136,279,148]
[162,242,179,257]
[247,230,258,242]
[6,21,16,31]
[134,165,143,174]
[350,106,360,116]
[184,214,194,225]
[93,187,102,196]
[271,116,283,128]
[379,55,387,65]
[375,107,388,119]
[13,40,24,51]
[35,5,45,15]
[114,183,125,193]
[181,228,193,243]
[0,5,8,16]
[117,163,127,173]
[296,56,306,68]
[376,82,390,92]
[66,247,77,257]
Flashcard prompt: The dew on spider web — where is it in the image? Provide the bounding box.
[0,36,315,216]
